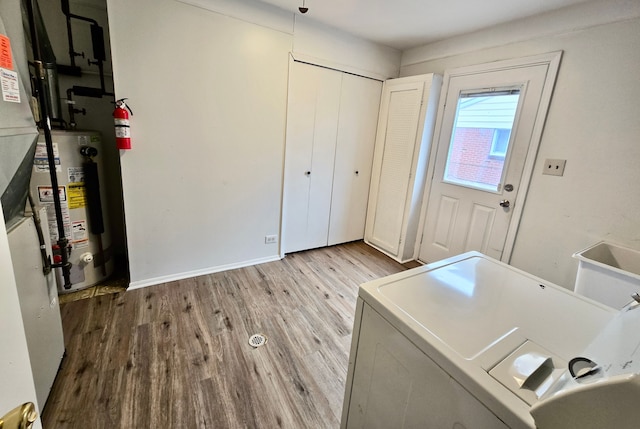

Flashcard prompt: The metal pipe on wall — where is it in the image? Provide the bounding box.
[24,0,72,288]
[60,0,113,97]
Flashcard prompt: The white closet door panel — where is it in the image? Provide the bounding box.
[283,62,317,253]
[367,81,425,256]
[307,68,342,249]
[283,62,341,253]
[328,75,382,246]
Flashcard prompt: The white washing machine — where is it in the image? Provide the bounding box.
[341,252,640,428]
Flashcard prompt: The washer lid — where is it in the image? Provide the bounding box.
[370,253,614,360]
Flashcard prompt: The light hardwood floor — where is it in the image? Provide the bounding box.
[42,241,415,428]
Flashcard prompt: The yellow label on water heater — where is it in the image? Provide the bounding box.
[67,183,87,209]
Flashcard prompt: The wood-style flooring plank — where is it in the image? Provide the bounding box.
[41,241,412,428]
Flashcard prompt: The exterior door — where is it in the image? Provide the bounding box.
[419,53,561,263]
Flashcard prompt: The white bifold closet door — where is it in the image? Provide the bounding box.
[283,63,340,253]
[329,73,382,245]
[283,61,382,254]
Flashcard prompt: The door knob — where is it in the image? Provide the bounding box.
[499,199,510,208]
[0,403,38,429]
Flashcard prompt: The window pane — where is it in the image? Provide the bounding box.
[490,129,511,158]
[443,91,520,192]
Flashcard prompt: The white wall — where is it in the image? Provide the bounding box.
[292,16,400,79]
[401,0,640,289]
[106,0,399,287]
[176,0,401,79]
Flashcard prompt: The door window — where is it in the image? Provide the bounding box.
[443,89,520,192]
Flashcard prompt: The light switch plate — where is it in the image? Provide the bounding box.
[542,159,566,176]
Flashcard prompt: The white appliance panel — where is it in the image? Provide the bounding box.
[7,211,65,411]
[346,302,510,429]
[342,252,619,429]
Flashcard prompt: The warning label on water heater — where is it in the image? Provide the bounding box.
[33,142,61,173]
[37,185,66,203]
[42,203,71,242]
[67,183,86,209]
[68,167,84,183]
[72,220,89,248]
[37,186,71,241]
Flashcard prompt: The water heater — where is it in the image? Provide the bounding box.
[30,129,113,293]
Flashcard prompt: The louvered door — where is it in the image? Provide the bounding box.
[365,74,442,262]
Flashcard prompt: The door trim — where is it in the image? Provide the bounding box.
[417,51,563,263]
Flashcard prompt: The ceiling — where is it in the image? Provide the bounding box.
[255,0,593,50]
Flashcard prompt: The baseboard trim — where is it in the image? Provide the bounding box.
[127,255,283,291]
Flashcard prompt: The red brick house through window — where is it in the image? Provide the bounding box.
[444,93,520,190]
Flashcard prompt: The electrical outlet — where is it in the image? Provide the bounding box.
[542,159,566,176]
[265,235,278,244]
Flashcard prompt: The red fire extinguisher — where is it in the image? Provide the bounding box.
[113,98,133,150]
